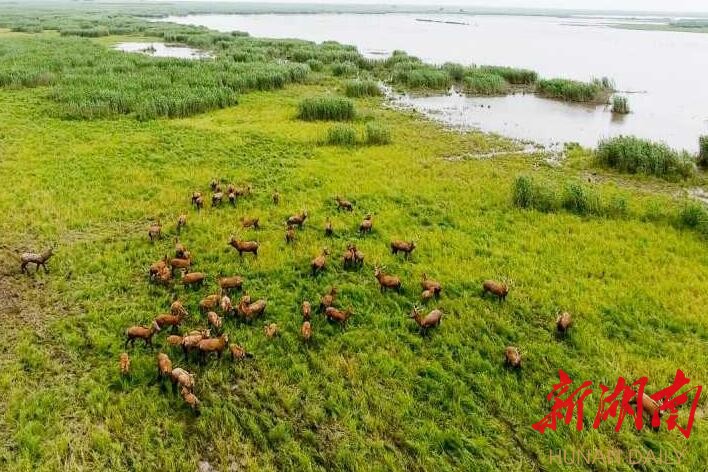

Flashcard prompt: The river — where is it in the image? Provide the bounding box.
[162,13,708,151]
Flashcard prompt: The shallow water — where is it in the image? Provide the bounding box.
[163,13,708,151]
[114,42,210,59]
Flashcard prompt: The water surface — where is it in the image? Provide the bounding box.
[114,42,210,59]
[163,13,708,150]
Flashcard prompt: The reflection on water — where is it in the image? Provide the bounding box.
[114,42,210,59]
[163,13,708,150]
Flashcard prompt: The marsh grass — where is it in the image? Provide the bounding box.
[330,61,358,77]
[596,136,696,179]
[536,78,611,103]
[297,96,356,121]
[462,70,509,95]
[344,79,381,98]
[364,122,392,145]
[326,124,358,146]
[612,95,630,114]
[699,135,708,168]
[479,66,538,85]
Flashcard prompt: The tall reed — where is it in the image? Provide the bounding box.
[297,96,356,121]
[596,136,696,179]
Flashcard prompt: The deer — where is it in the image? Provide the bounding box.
[482,280,509,301]
[287,210,308,228]
[391,240,416,259]
[325,306,353,328]
[241,216,260,230]
[374,266,402,292]
[421,273,442,297]
[311,248,330,275]
[20,246,55,273]
[192,192,204,211]
[229,236,259,257]
[409,306,443,335]
[219,275,244,292]
[556,312,573,334]
[335,196,353,212]
[148,221,162,242]
[504,347,522,369]
[359,214,373,234]
[237,295,267,321]
[285,225,296,244]
[272,191,280,205]
[320,287,337,311]
[324,218,334,237]
[177,214,187,233]
[125,320,161,348]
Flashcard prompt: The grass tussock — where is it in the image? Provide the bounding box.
[462,70,509,95]
[326,124,358,146]
[596,136,696,179]
[364,122,392,145]
[699,135,708,168]
[536,78,612,103]
[344,79,381,98]
[479,66,538,85]
[612,95,630,114]
[297,96,356,121]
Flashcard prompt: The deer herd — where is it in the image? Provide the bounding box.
[111,180,574,413]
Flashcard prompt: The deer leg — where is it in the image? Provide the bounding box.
[42,262,49,273]
[20,261,27,273]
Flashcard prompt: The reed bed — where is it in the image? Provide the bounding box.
[344,79,381,97]
[595,136,696,179]
[611,95,630,114]
[326,124,358,146]
[462,70,509,95]
[297,96,356,121]
[699,135,708,168]
[364,122,392,145]
[536,78,611,103]
[479,66,538,85]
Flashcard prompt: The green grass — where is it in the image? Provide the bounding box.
[612,95,630,114]
[536,78,612,103]
[297,96,356,121]
[343,79,381,98]
[596,136,696,180]
[0,15,708,472]
[364,121,392,145]
[462,70,509,95]
[479,66,538,85]
[326,124,358,146]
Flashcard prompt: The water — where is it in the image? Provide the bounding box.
[163,13,708,150]
[114,42,210,59]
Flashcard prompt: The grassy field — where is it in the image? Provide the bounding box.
[0,24,707,472]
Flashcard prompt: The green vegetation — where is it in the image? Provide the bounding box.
[326,124,358,146]
[0,8,707,472]
[596,136,696,179]
[479,65,538,85]
[330,61,358,77]
[343,79,381,98]
[536,78,613,103]
[462,70,509,95]
[297,96,356,121]
[364,121,392,145]
[611,95,630,114]
[699,135,708,168]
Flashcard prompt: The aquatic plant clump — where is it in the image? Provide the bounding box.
[611,95,630,114]
[344,79,382,97]
[536,78,612,103]
[596,136,696,179]
[326,124,359,146]
[297,96,356,121]
[699,135,708,168]
[462,70,509,95]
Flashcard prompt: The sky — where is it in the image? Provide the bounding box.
[161,0,708,14]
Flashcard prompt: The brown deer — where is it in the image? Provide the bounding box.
[241,216,260,230]
[311,248,330,275]
[374,266,402,292]
[409,307,443,335]
[285,225,296,244]
[125,320,161,348]
[325,306,353,327]
[287,210,308,228]
[391,240,416,259]
[504,347,522,369]
[482,280,509,301]
[320,287,337,311]
[556,312,573,334]
[20,247,55,273]
[359,214,373,234]
[229,236,259,257]
[335,196,353,212]
[148,222,162,242]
